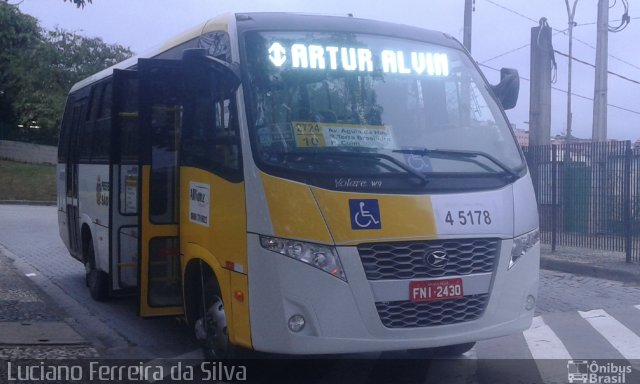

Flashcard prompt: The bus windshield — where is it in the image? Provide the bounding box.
[244,31,525,181]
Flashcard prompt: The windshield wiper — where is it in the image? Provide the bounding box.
[282,151,429,185]
[393,148,520,181]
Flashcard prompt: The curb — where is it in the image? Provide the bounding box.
[0,200,56,206]
[540,256,640,283]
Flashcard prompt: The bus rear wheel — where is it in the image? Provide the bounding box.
[84,239,109,302]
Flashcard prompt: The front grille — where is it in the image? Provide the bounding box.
[358,238,499,280]
[376,294,489,328]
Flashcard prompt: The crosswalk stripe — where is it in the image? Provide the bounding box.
[635,304,640,311]
[578,309,640,363]
[523,316,572,360]
[523,316,573,384]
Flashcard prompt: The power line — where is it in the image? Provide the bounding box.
[479,63,640,116]
[553,50,640,86]
[482,0,538,23]
[481,0,640,74]
[480,29,567,64]
[577,16,640,27]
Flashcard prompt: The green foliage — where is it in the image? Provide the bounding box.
[63,0,92,8]
[0,2,132,145]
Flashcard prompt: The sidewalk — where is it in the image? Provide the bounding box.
[540,244,640,283]
[0,250,98,359]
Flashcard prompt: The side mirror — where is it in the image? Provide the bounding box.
[182,48,241,95]
[490,68,519,110]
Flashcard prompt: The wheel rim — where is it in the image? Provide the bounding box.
[204,296,228,357]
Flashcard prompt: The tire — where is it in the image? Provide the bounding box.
[408,342,476,358]
[194,279,241,360]
[84,238,109,302]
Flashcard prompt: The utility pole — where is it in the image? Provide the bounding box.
[592,0,609,141]
[564,0,579,141]
[463,0,473,52]
[529,19,553,146]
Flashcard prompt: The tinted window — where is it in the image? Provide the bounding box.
[92,82,112,162]
[181,66,242,181]
[57,99,74,163]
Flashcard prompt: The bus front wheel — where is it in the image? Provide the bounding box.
[195,279,239,360]
[84,239,109,302]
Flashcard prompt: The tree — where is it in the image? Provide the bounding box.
[0,2,132,144]
[0,2,41,141]
[64,0,92,7]
[1,0,91,6]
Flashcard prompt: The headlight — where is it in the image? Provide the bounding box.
[260,236,346,281]
[509,229,540,269]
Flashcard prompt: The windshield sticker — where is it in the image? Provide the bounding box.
[268,42,449,77]
[349,199,382,230]
[189,182,210,227]
[404,151,433,172]
[293,122,395,149]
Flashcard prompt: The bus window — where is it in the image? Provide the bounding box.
[77,88,98,163]
[181,66,242,181]
[148,71,181,224]
[92,82,112,162]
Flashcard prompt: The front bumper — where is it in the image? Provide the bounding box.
[247,234,539,354]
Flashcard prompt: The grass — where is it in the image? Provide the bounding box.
[0,159,56,202]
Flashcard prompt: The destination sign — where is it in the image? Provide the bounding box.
[293,121,395,149]
[267,42,449,76]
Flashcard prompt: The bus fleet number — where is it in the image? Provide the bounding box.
[444,210,492,226]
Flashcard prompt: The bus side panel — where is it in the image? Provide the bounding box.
[179,166,250,347]
[78,163,111,272]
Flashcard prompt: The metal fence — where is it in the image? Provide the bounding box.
[523,141,640,263]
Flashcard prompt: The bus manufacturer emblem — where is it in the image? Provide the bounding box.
[425,250,448,269]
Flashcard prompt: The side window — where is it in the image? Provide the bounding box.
[182,88,241,181]
[198,31,232,62]
[57,99,74,163]
[78,87,100,162]
[118,77,139,163]
[77,82,113,163]
[66,98,87,166]
[92,82,112,162]
[182,32,241,181]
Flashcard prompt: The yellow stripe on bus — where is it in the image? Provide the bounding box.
[261,172,333,244]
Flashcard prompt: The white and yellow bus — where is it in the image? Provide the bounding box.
[57,12,540,358]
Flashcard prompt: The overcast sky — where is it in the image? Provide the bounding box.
[17,0,640,141]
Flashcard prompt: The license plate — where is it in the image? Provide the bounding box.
[409,278,464,302]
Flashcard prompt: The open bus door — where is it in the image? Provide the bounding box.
[135,58,186,317]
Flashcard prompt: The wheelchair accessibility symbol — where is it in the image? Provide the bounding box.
[349,199,382,230]
[405,154,432,172]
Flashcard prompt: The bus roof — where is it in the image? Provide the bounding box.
[69,12,234,93]
[69,12,461,94]
[234,12,456,48]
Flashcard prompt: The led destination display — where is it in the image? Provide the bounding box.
[267,42,449,76]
